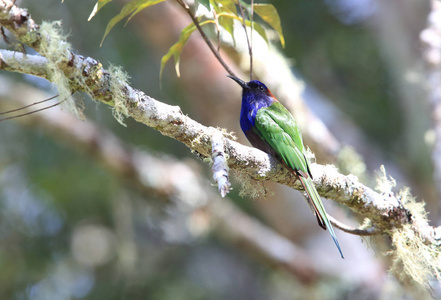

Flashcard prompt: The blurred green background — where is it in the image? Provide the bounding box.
[0,0,436,299]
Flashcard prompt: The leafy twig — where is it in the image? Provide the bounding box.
[174,0,236,77]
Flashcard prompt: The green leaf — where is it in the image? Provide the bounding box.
[198,0,211,10]
[217,12,268,45]
[100,0,166,46]
[216,0,237,14]
[246,19,267,45]
[253,3,285,47]
[215,1,237,45]
[88,0,113,21]
[160,20,215,79]
[237,0,251,11]
[219,16,235,46]
[126,0,166,23]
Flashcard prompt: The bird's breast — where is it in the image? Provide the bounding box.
[240,105,256,133]
[240,98,271,131]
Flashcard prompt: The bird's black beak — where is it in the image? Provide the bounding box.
[227,75,248,89]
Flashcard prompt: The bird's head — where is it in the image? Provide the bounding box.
[227,75,276,101]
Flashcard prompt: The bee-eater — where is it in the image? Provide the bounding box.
[228,75,344,258]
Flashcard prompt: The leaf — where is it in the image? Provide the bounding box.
[219,16,235,45]
[216,0,237,14]
[217,12,268,44]
[160,20,215,79]
[215,1,236,46]
[253,4,285,47]
[246,19,267,45]
[88,0,113,21]
[198,0,211,10]
[235,0,250,10]
[126,0,166,23]
[100,0,166,46]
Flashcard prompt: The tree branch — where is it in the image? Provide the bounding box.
[0,48,416,234]
[2,47,439,254]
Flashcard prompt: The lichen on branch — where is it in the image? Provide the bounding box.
[211,129,232,197]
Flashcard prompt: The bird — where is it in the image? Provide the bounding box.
[227,75,344,259]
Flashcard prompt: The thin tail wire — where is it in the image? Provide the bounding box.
[299,176,344,259]
[0,94,66,122]
[0,95,59,116]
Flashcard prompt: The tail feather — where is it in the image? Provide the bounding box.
[299,176,344,259]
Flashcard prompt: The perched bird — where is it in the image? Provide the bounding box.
[228,75,344,259]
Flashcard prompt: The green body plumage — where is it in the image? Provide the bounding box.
[228,76,344,259]
[254,103,310,178]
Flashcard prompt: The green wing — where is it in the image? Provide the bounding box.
[253,102,310,177]
[254,102,344,258]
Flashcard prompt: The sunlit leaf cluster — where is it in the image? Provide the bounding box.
[89,0,285,78]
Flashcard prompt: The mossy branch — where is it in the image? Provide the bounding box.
[0,48,410,226]
[0,46,436,234]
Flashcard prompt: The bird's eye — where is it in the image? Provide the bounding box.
[259,86,265,91]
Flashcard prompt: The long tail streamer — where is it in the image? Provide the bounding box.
[299,176,344,259]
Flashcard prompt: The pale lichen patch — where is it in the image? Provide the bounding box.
[108,64,130,126]
[38,21,84,119]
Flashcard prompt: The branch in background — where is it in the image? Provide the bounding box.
[328,215,379,236]
[420,0,441,199]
